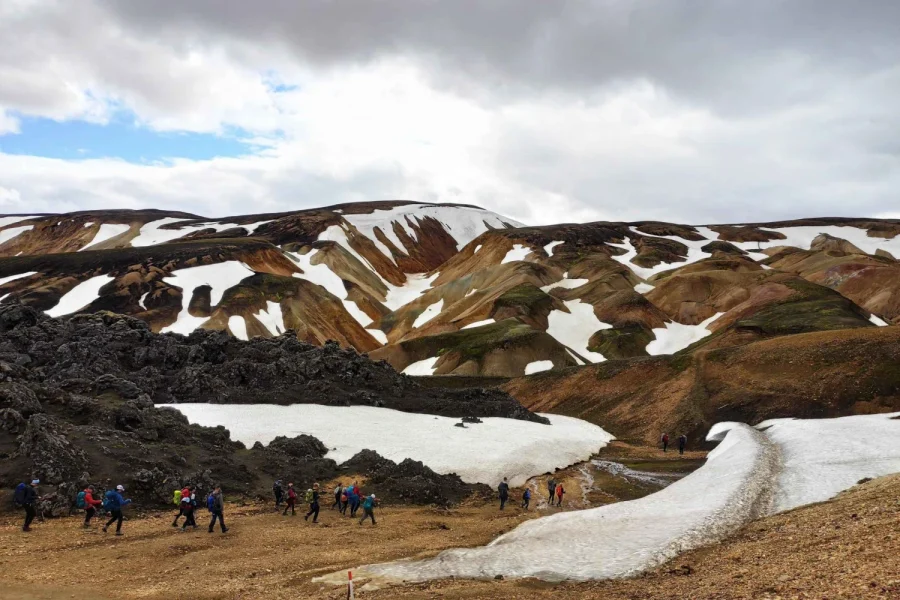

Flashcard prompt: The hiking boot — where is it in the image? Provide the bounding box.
[115,532,123,536]
[304,515,308,521]
[102,526,107,533]
[221,527,228,534]
[82,523,90,528]
[22,527,31,532]
[208,529,213,534]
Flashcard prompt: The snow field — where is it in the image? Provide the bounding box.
[501,244,533,264]
[383,273,439,311]
[869,314,889,327]
[544,241,564,256]
[412,299,444,328]
[729,225,900,257]
[228,315,248,340]
[131,217,273,247]
[286,248,373,328]
[0,271,37,286]
[461,318,495,330]
[402,356,439,376]
[0,225,33,246]
[255,301,285,336]
[45,275,115,317]
[546,300,610,362]
[79,224,130,251]
[634,282,655,294]
[540,273,588,292]
[524,360,553,374]
[165,404,613,488]
[0,216,39,229]
[645,313,722,355]
[160,262,255,335]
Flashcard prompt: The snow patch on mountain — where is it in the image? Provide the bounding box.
[547,300,610,363]
[160,262,255,335]
[413,299,444,329]
[525,360,554,374]
[646,313,722,355]
[501,244,533,264]
[80,223,130,251]
[46,274,115,317]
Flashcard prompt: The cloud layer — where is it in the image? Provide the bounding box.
[1,0,898,224]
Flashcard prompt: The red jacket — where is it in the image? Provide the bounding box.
[287,488,297,500]
[83,489,102,508]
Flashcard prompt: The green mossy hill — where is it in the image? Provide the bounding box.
[700,240,747,255]
[401,318,542,364]
[589,324,653,359]
[493,283,554,314]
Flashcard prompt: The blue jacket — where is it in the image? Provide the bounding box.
[105,490,132,511]
[362,496,375,510]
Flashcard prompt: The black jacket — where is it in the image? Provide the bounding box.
[498,482,509,498]
[22,486,37,506]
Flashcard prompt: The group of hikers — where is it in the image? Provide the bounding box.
[497,477,566,510]
[660,433,688,455]
[15,480,137,535]
[272,479,378,525]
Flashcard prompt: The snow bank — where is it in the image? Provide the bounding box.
[255,301,285,336]
[45,275,115,317]
[756,412,900,513]
[0,271,37,286]
[338,423,769,584]
[501,244,532,264]
[164,404,612,488]
[540,274,588,292]
[130,217,193,246]
[869,314,889,327]
[730,225,900,257]
[402,356,439,375]
[547,300,610,362]
[0,225,33,246]
[384,273,438,311]
[525,360,553,374]
[544,241,564,256]
[367,328,388,345]
[286,249,373,327]
[646,313,722,355]
[0,216,39,229]
[228,315,248,340]
[160,262,255,335]
[608,226,718,280]
[634,282,655,294]
[412,299,444,328]
[80,224,130,251]
[462,319,495,330]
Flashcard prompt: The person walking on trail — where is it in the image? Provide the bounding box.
[521,488,531,510]
[347,483,360,518]
[498,478,510,510]
[547,477,556,503]
[284,483,297,516]
[305,483,320,523]
[358,494,377,526]
[102,485,132,536]
[331,483,342,510]
[82,485,102,528]
[18,480,39,532]
[173,485,191,527]
[180,489,199,531]
[273,480,284,509]
[555,483,565,507]
[207,486,228,534]
[678,434,687,456]
[661,433,670,453]
[340,487,349,515]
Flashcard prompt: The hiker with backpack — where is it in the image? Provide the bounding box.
[555,482,565,507]
[283,483,297,516]
[661,433,670,453]
[180,489,198,531]
[331,483,342,510]
[273,480,284,509]
[547,477,556,503]
[304,483,320,523]
[102,485,132,536]
[172,485,191,528]
[339,486,349,515]
[16,480,39,532]
[207,486,228,534]
[498,477,509,510]
[678,434,687,456]
[521,488,531,510]
[346,483,360,518]
[80,485,103,528]
[358,494,377,526]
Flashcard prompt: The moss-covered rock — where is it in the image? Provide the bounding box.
[588,324,654,359]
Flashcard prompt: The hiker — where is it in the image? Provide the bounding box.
[305,483,320,523]
[331,483,342,510]
[273,480,284,509]
[339,486,349,515]
[661,433,670,453]
[180,489,198,531]
[283,483,297,516]
[358,494,377,526]
[173,485,191,528]
[547,477,556,502]
[498,477,509,510]
[678,434,687,456]
[17,480,39,532]
[521,488,531,510]
[82,485,103,528]
[208,486,228,534]
[555,482,565,507]
[346,483,360,518]
[102,485,132,536]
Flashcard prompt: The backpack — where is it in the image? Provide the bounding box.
[173,490,182,506]
[523,489,531,500]
[76,491,86,509]
[13,483,26,507]
[207,494,215,511]
[103,490,115,512]
[304,489,314,503]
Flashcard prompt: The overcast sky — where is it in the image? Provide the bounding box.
[1,0,898,225]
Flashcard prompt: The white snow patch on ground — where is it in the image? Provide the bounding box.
[541,274,588,292]
[869,314,889,327]
[462,319,495,330]
[255,301,285,336]
[547,300,610,363]
[412,299,444,328]
[757,412,900,513]
[565,348,585,365]
[367,328,388,345]
[0,225,33,246]
[160,262,255,335]
[608,226,719,280]
[634,282,655,294]
[730,225,900,257]
[501,244,532,264]
[384,273,439,311]
[473,244,482,254]
[525,360,554,374]
[544,241,564,256]
[45,275,114,317]
[80,223,130,251]
[402,356,440,376]
[228,315,248,340]
[286,249,372,327]
[164,404,612,488]
[130,217,194,246]
[646,313,722,355]
[83,222,94,228]
[0,216,39,229]
[0,271,36,286]
[138,292,149,310]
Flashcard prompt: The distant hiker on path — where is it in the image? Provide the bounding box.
[498,478,509,510]
[661,433,670,453]
[82,485,102,528]
[547,477,556,502]
[339,487,349,515]
[208,486,227,534]
[555,483,565,507]
[273,480,284,509]
[678,434,687,456]
[347,483,361,517]
[331,483,342,510]
[102,485,132,536]
[17,480,39,532]
[284,483,297,516]
[180,489,198,531]
[305,483,320,523]
[521,488,531,510]
[173,485,191,527]
[358,494,377,526]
